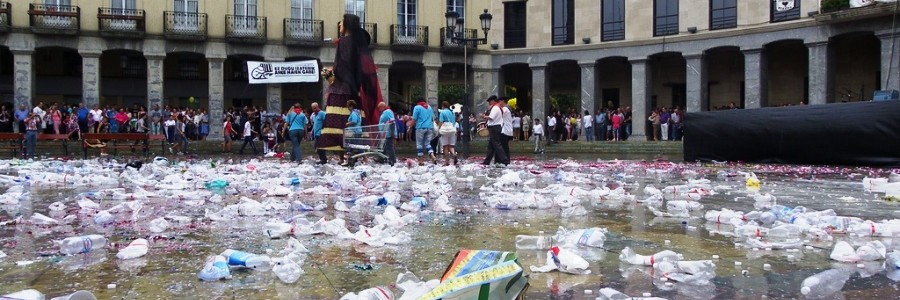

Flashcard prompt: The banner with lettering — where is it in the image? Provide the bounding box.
[247,60,319,84]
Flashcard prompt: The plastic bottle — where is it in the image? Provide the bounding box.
[515,234,552,250]
[654,260,716,284]
[148,217,170,233]
[221,249,272,271]
[93,210,114,225]
[116,238,149,260]
[768,224,804,238]
[734,224,768,238]
[850,222,900,237]
[619,247,682,266]
[410,197,428,208]
[800,269,850,298]
[264,221,296,239]
[198,255,232,281]
[204,179,228,190]
[272,257,304,284]
[666,201,703,213]
[59,234,108,255]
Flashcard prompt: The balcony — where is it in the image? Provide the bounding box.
[814,3,900,24]
[335,22,379,47]
[226,15,267,44]
[98,8,145,39]
[28,4,80,35]
[164,11,207,41]
[440,27,477,54]
[0,2,10,33]
[390,25,428,51]
[284,18,323,47]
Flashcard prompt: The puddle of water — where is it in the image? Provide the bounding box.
[0,159,896,299]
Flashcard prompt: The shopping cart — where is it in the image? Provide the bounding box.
[343,123,390,167]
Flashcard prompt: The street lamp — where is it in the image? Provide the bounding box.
[446,9,492,158]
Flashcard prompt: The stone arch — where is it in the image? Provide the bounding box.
[703,46,745,110]
[100,49,148,108]
[830,31,880,102]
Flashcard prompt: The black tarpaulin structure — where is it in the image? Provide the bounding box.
[683,101,900,166]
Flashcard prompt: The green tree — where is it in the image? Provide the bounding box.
[439,84,466,105]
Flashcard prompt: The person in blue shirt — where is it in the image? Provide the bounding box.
[76,103,89,133]
[106,108,118,133]
[377,102,396,165]
[311,102,327,164]
[437,101,458,166]
[14,104,28,133]
[283,103,308,163]
[343,100,363,166]
[411,98,435,165]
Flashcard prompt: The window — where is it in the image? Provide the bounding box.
[653,0,678,37]
[233,0,258,32]
[178,57,200,80]
[291,0,312,19]
[289,0,313,38]
[345,0,366,23]
[552,0,574,45]
[397,0,416,37]
[710,0,736,30]
[602,0,625,41]
[109,0,137,30]
[503,1,526,49]
[771,0,800,22]
[447,0,464,19]
[43,0,73,27]
[173,0,199,30]
[44,0,71,7]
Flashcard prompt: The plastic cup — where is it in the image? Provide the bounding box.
[664,240,671,246]
[734,261,742,267]
[763,264,771,270]
[107,284,116,289]
[584,290,593,295]
[712,255,720,260]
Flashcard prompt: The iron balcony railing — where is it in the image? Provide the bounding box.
[226,15,267,44]
[164,11,207,41]
[28,3,80,35]
[284,18,323,46]
[98,7,145,38]
[335,22,378,46]
[439,27,477,53]
[0,2,10,33]
[390,24,428,50]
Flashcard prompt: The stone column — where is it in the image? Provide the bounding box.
[579,61,596,116]
[12,50,33,110]
[377,64,390,105]
[265,58,284,114]
[742,48,767,109]
[425,66,440,108]
[629,58,649,141]
[530,65,547,121]
[684,53,708,113]
[807,41,833,105]
[80,51,102,108]
[208,57,225,141]
[492,68,504,98]
[146,55,164,111]
[879,34,900,91]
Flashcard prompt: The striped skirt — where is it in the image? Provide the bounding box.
[315,93,353,152]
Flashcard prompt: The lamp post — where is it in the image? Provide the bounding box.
[446,9,492,159]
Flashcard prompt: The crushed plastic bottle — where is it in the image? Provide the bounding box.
[529,246,591,275]
[147,217,170,233]
[221,249,272,271]
[116,239,149,260]
[59,234,108,255]
[198,255,232,281]
[555,227,607,248]
[800,269,850,298]
[49,290,97,300]
[204,179,229,190]
[2,289,45,300]
[654,260,716,284]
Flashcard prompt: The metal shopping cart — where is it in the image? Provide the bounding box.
[343,123,389,167]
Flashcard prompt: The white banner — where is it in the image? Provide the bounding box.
[775,0,795,12]
[247,60,319,84]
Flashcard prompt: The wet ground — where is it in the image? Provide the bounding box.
[0,157,897,299]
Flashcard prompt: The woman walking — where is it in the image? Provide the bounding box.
[437,101,458,166]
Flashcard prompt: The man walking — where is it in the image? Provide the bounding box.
[412,98,436,165]
[311,103,328,164]
[482,96,508,166]
[499,98,513,164]
[377,102,396,166]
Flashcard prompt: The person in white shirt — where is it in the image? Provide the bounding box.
[89,106,103,133]
[546,113,557,144]
[582,110,593,142]
[480,96,508,166]
[532,118,544,153]
[499,98,513,163]
[239,119,258,155]
[512,114,521,141]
